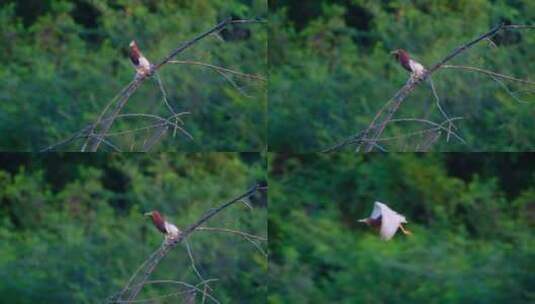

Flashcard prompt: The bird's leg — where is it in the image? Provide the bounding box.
[399,224,412,235]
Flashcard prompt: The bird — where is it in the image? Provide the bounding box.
[358,201,411,240]
[129,40,152,77]
[391,49,427,79]
[144,210,181,243]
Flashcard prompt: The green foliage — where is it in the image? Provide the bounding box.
[269,0,535,151]
[268,153,535,303]
[0,0,267,151]
[0,153,267,303]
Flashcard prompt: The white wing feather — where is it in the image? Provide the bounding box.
[370,201,382,219]
[375,202,407,240]
[409,59,426,77]
[139,56,151,71]
[164,222,181,238]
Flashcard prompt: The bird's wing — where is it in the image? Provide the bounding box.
[409,59,426,76]
[377,203,407,240]
[138,56,151,70]
[370,201,383,219]
[165,222,181,237]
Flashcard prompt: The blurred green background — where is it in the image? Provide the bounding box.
[268,153,534,303]
[0,153,267,303]
[0,0,266,151]
[269,0,535,152]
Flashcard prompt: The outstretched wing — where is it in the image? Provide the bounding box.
[377,202,407,240]
[370,201,383,219]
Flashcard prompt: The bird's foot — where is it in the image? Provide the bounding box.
[399,224,412,235]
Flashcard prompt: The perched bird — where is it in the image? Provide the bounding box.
[358,201,411,240]
[391,49,427,79]
[144,210,181,242]
[129,40,152,77]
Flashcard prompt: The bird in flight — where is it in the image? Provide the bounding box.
[391,49,427,79]
[358,201,411,240]
[129,40,152,78]
[144,210,181,243]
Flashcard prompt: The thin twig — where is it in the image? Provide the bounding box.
[112,279,220,304]
[196,226,267,241]
[154,72,180,137]
[428,76,456,142]
[324,117,465,152]
[184,240,211,304]
[169,60,266,81]
[41,113,191,151]
[441,65,535,86]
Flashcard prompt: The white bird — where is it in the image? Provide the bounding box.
[358,201,411,240]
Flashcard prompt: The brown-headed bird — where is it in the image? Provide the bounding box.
[144,210,181,242]
[129,40,152,77]
[358,201,411,240]
[391,49,427,79]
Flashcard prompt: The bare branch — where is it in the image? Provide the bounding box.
[196,226,267,241]
[184,240,212,304]
[441,65,535,86]
[359,23,506,152]
[327,23,534,152]
[168,60,266,81]
[324,117,465,153]
[111,279,220,304]
[110,184,261,303]
[41,113,191,151]
[82,18,262,152]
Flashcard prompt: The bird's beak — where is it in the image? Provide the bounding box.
[143,212,152,217]
[390,50,397,55]
[357,219,367,223]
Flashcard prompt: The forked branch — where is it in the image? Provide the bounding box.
[108,184,262,303]
[84,18,263,152]
[325,23,534,152]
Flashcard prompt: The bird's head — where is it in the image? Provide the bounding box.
[390,49,409,60]
[129,40,141,55]
[358,218,371,225]
[144,210,162,220]
[144,210,168,234]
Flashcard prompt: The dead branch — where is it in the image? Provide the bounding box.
[323,117,465,153]
[40,113,190,152]
[112,279,220,304]
[109,184,261,303]
[326,23,534,152]
[359,23,506,152]
[71,18,263,152]
[441,65,535,86]
[168,60,267,81]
